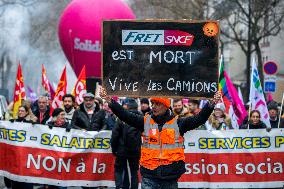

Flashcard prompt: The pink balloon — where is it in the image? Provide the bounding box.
[58,0,135,78]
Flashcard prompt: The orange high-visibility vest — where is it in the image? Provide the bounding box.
[140,115,185,170]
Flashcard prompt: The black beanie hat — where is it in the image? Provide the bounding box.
[140,98,150,105]
[52,108,64,117]
[267,101,278,111]
[126,98,138,110]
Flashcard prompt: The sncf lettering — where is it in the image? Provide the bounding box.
[122,30,194,46]
[165,35,193,44]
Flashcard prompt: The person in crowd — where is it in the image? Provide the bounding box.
[111,98,142,189]
[33,96,50,124]
[205,103,232,131]
[187,100,201,116]
[46,108,69,189]
[22,99,38,122]
[47,108,70,131]
[240,110,266,129]
[172,98,190,118]
[62,94,76,124]
[140,98,151,115]
[71,93,106,131]
[103,101,116,130]
[10,105,34,123]
[100,88,221,189]
[9,105,34,189]
[267,101,284,128]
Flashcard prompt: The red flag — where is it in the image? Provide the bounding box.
[13,64,26,118]
[41,64,51,94]
[72,65,86,105]
[48,82,55,100]
[50,66,67,115]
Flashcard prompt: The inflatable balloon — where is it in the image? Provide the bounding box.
[58,0,135,78]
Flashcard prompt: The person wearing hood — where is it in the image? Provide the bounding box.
[240,110,267,129]
[62,94,76,124]
[205,103,232,131]
[71,93,106,131]
[111,98,142,189]
[100,88,221,189]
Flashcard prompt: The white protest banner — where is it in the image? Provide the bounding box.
[0,121,283,188]
[0,121,114,187]
[180,129,284,188]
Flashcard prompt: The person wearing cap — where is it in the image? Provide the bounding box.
[205,103,232,131]
[140,98,151,115]
[100,88,221,189]
[71,92,106,131]
[111,98,142,189]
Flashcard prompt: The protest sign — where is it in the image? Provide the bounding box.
[103,20,219,98]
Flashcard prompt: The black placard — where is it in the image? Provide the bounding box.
[102,20,219,98]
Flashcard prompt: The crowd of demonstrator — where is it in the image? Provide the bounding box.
[1,92,283,189]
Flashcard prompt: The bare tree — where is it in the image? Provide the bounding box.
[129,0,209,19]
[0,0,72,100]
[214,0,284,100]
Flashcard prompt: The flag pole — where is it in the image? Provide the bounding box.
[277,92,284,128]
[247,59,253,130]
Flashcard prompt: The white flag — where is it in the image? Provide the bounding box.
[229,105,239,129]
[238,87,244,104]
[249,59,271,128]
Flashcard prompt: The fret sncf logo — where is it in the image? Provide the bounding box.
[122,30,194,46]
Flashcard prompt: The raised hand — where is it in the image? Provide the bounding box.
[210,91,222,105]
[100,87,112,103]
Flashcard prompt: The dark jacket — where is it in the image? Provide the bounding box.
[111,109,142,158]
[47,120,71,132]
[71,102,106,131]
[270,118,284,128]
[240,121,266,129]
[10,117,34,124]
[33,107,50,124]
[109,99,214,180]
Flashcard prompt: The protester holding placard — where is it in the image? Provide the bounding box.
[100,88,221,189]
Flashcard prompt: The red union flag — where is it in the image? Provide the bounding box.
[50,66,67,115]
[41,64,51,94]
[13,64,26,118]
[72,65,86,105]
